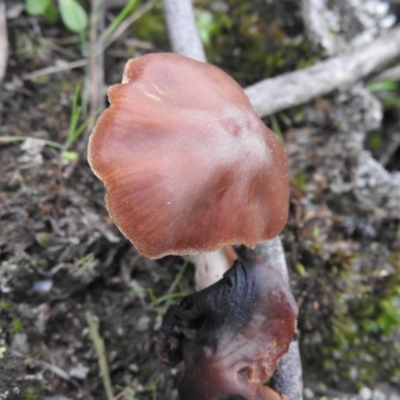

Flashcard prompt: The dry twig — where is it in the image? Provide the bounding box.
[0,0,7,82]
[161,0,206,61]
[161,0,303,398]
[87,0,106,119]
[244,26,400,117]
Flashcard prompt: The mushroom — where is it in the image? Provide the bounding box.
[87,53,295,398]
[192,245,238,291]
[158,258,298,400]
[88,52,288,258]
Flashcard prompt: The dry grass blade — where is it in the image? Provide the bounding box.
[85,311,114,400]
[22,59,89,80]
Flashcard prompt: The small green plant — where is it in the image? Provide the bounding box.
[0,300,12,312]
[367,78,400,108]
[130,280,147,306]
[60,84,93,161]
[11,318,24,333]
[145,376,159,400]
[77,252,95,266]
[147,256,190,309]
[25,0,57,22]
[269,115,284,141]
[147,289,185,307]
[23,386,42,400]
[0,84,93,162]
[292,171,307,190]
[115,386,137,400]
[196,9,214,46]
[25,0,88,34]
[102,0,138,42]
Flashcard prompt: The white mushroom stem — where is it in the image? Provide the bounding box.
[192,246,237,291]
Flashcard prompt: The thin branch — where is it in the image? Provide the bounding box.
[161,1,303,399]
[88,0,106,116]
[0,0,7,82]
[161,0,206,62]
[242,238,303,400]
[22,59,89,80]
[370,64,400,83]
[301,0,338,55]
[244,26,400,117]
[0,135,63,149]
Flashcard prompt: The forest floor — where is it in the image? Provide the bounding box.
[1,1,400,400]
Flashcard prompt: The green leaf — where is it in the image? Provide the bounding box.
[102,0,138,41]
[43,3,58,23]
[270,114,283,141]
[383,96,400,108]
[369,134,382,150]
[25,0,51,16]
[196,9,214,45]
[58,0,88,33]
[61,150,79,161]
[366,79,397,93]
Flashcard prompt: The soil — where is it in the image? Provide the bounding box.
[1,1,400,400]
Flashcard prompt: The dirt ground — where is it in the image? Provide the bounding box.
[1,1,400,400]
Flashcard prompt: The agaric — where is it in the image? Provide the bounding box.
[88,53,289,260]
[88,53,296,399]
[158,258,298,400]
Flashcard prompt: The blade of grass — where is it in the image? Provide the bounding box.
[67,84,83,145]
[150,291,185,306]
[101,0,138,42]
[167,256,190,295]
[0,136,63,149]
[270,114,284,141]
[85,311,114,400]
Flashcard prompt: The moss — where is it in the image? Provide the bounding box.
[11,318,24,334]
[23,387,43,400]
[133,1,168,47]
[197,0,320,86]
[293,237,400,389]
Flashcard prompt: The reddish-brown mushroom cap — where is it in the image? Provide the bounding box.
[158,258,298,399]
[88,53,289,259]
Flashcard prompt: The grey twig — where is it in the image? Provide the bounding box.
[161,0,303,399]
[301,0,338,55]
[87,0,106,122]
[244,26,400,117]
[243,238,303,400]
[0,0,7,82]
[161,0,206,62]
[370,64,400,84]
